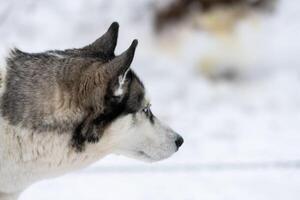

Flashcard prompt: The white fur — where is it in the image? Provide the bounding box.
[0,67,180,199]
[46,52,65,59]
[111,113,179,162]
[114,68,130,96]
[0,118,112,195]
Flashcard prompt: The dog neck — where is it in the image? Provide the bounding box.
[0,115,117,195]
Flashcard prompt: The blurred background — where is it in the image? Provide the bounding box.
[1,0,300,199]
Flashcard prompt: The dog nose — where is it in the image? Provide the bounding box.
[175,136,184,149]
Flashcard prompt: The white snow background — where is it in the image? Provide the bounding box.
[0,0,300,199]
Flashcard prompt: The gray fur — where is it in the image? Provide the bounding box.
[0,22,145,151]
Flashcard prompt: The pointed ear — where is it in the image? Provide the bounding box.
[78,40,138,100]
[105,39,138,78]
[83,22,119,56]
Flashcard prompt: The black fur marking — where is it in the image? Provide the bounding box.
[71,70,145,152]
[148,109,155,124]
[72,120,90,152]
[142,106,155,124]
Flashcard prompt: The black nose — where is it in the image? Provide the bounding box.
[175,136,184,149]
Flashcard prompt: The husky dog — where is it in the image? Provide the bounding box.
[0,22,183,200]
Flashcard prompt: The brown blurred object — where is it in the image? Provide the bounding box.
[155,0,276,32]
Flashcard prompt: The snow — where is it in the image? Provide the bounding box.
[0,0,299,199]
[20,169,300,200]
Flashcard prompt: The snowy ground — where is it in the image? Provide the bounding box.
[0,0,300,199]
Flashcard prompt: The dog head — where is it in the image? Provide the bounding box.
[78,22,184,162]
[2,22,183,162]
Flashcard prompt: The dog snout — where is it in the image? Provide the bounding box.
[175,135,184,150]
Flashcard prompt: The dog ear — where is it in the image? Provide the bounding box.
[105,39,138,96]
[78,40,138,104]
[105,39,138,78]
[83,22,119,56]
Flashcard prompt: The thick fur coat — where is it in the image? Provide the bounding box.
[0,22,183,200]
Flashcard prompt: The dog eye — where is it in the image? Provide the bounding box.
[142,107,150,114]
[142,104,151,115]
